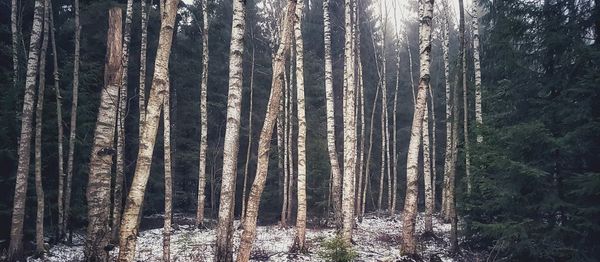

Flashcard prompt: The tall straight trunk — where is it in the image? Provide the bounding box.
[8,0,45,259]
[276,58,285,224]
[49,3,65,239]
[85,8,123,261]
[280,67,289,226]
[35,1,50,254]
[196,0,209,228]
[237,2,295,260]
[215,0,246,260]
[117,1,179,260]
[241,45,255,223]
[378,6,388,212]
[472,0,483,143]
[286,46,295,223]
[401,0,433,255]
[323,0,342,227]
[423,102,433,233]
[356,16,366,219]
[11,0,19,90]
[163,79,173,262]
[459,0,472,195]
[391,44,399,215]
[112,0,133,243]
[293,0,307,251]
[64,0,81,240]
[441,0,453,219]
[406,34,416,105]
[429,84,437,210]
[139,0,150,137]
[341,0,356,243]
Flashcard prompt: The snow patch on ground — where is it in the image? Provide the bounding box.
[29,213,476,261]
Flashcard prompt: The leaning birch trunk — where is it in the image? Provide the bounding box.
[117,1,179,260]
[401,0,433,255]
[11,0,18,90]
[64,0,81,239]
[196,0,209,228]
[423,102,434,233]
[293,0,307,251]
[50,4,66,239]
[163,79,173,262]
[85,8,123,261]
[323,0,342,227]
[441,0,453,219]
[473,0,483,142]
[241,46,255,224]
[341,0,357,243]
[112,0,133,243]
[459,0,472,195]
[8,0,45,259]
[237,2,295,260]
[139,0,149,136]
[35,2,50,254]
[215,0,246,260]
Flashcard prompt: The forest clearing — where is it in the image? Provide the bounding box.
[1,0,599,261]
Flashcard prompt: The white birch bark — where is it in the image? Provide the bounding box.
[117,1,179,260]
[423,102,434,233]
[11,0,19,90]
[139,0,150,137]
[473,0,483,142]
[459,0,472,195]
[196,0,209,228]
[441,0,453,219]
[163,79,172,262]
[323,0,342,227]
[85,8,123,261]
[215,0,246,260]
[35,2,49,253]
[238,1,295,259]
[8,0,45,259]
[401,0,433,255]
[293,0,307,251]
[241,45,255,224]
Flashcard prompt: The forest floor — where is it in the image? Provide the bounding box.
[28,212,483,261]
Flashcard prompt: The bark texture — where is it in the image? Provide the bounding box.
[215,0,245,260]
[401,0,433,255]
[117,1,179,260]
[196,0,209,227]
[323,0,342,227]
[441,0,453,220]
[85,8,123,261]
[8,0,45,259]
[473,0,483,143]
[139,0,150,136]
[459,0,472,195]
[423,102,434,233]
[163,79,173,262]
[237,2,295,260]
[241,45,255,224]
[11,0,19,90]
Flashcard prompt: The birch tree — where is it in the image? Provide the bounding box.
[117,1,179,260]
[85,8,123,261]
[196,0,209,228]
[139,0,150,136]
[423,102,434,233]
[241,38,255,225]
[473,0,483,142]
[401,0,434,255]
[34,1,50,254]
[215,0,246,260]
[341,0,357,243]
[112,0,134,242]
[293,0,307,251]
[49,2,65,239]
[441,0,453,220]
[323,0,342,227]
[163,79,173,262]
[64,0,81,239]
[237,1,295,260]
[8,0,45,258]
[459,0,472,194]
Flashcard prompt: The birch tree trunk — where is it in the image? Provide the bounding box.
[429,84,437,210]
[441,0,453,219]
[401,0,433,255]
[280,66,289,226]
[215,0,246,260]
[293,0,307,251]
[363,81,380,218]
[341,0,357,243]
[423,102,434,233]
[35,2,50,254]
[286,47,295,223]
[112,0,133,243]
[196,0,209,228]
[356,15,366,219]
[241,44,255,224]
[237,2,295,260]
[11,0,19,90]
[473,0,483,143]
[459,0,472,195]
[378,7,388,212]
[8,0,45,259]
[139,0,150,137]
[323,0,342,227]
[85,8,123,261]
[50,3,66,239]
[391,48,399,215]
[117,1,179,260]
[163,79,172,262]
